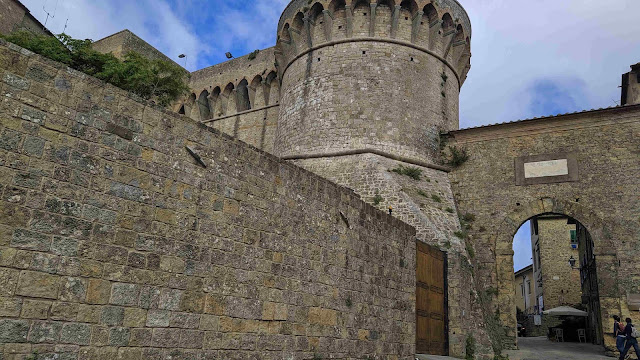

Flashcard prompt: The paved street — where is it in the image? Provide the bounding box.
[417,336,620,360]
[504,336,612,360]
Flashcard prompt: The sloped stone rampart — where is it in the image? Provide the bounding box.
[0,39,417,359]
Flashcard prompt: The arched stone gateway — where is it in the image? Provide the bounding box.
[492,198,616,349]
[446,106,640,354]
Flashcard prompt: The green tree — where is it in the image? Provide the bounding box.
[1,31,189,106]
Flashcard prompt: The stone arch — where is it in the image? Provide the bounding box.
[210,86,221,118]
[185,93,196,120]
[397,0,417,42]
[264,71,279,105]
[221,83,235,115]
[281,23,292,43]
[329,0,348,39]
[249,75,265,108]
[236,79,251,112]
[329,0,346,12]
[375,0,394,37]
[309,2,326,45]
[352,0,371,37]
[492,197,616,348]
[441,12,454,33]
[423,3,438,22]
[197,90,211,121]
[416,3,438,48]
[399,0,417,14]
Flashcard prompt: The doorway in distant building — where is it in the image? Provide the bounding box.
[511,214,602,345]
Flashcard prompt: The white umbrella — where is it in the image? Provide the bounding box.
[543,306,588,317]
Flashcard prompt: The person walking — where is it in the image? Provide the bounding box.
[619,318,640,360]
[614,315,627,354]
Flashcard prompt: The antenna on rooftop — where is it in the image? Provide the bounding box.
[62,18,69,34]
[42,0,60,30]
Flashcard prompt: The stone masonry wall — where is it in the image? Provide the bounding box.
[447,106,640,352]
[91,30,184,69]
[0,39,417,359]
[536,217,581,311]
[292,154,494,358]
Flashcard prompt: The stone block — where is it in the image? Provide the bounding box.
[10,229,51,251]
[101,306,125,326]
[146,309,170,328]
[123,308,147,328]
[60,323,91,345]
[50,302,78,321]
[151,328,181,348]
[0,319,30,343]
[51,237,78,257]
[170,312,200,329]
[109,327,130,347]
[16,270,59,299]
[76,304,102,324]
[110,283,140,306]
[0,296,21,317]
[86,279,111,304]
[138,286,160,309]
[22,136,45,157]
[129,328,153,347]
[21,299,51,319]
[28,321,62,343]
[158,288,182,310]
[200,315,219,331]
[30,252,60,274]
[91,325,109,347]
[59,277,87,302]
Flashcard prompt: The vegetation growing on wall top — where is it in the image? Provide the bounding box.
[444,145,470,167]
[391,165,422,180]
[1,31,189,106]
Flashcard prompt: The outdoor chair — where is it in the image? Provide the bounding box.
[554,328,564,342]
[577,329,587,343]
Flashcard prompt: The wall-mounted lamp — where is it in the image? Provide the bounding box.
[178,54,187,68]
[225,52,234,59]
[569,255,577,269]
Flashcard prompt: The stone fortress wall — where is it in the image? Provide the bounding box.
[0,0,51,37]
[446,105,640,351]
[91,30,185,70]
[0,39,417,359]
[182,48,280,154]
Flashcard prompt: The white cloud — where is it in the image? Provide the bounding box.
[20,0,202,70]
[17,0,640,126]
[460,0,640,128]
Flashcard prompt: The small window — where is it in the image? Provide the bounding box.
[363,12,367,16]
[405,17,409,20]
[338,25,343,29]
[521,284,524,297]
[527,281,531,294]
[570,230,577,243]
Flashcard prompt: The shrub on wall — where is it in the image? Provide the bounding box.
[1,31,189,106]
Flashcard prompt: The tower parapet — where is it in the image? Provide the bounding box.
[274,0,471,163]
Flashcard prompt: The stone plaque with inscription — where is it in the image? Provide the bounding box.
[516,153,578,186]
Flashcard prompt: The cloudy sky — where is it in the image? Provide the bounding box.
[22,0,640,270]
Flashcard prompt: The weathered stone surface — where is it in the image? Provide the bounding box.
[28,321,62,343]
[10,229,51,251]
[100,306,125,326]
[60,323,91,345]
[16,270,59,299]
[0,319,30,343]
[110,283,140,306]
[0,39,417,360]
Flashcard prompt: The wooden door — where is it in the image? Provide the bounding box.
[416,241,448,355]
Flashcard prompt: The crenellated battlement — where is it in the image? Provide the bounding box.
[275,0,471,84]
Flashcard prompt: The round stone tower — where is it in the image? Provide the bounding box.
[273,0,471,162]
